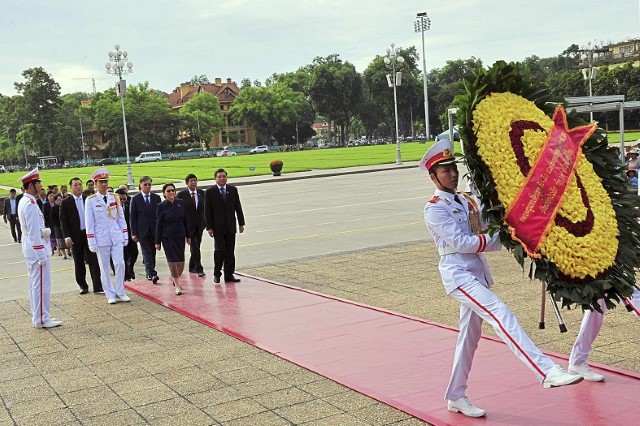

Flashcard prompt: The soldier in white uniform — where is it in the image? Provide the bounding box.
[85,168,131,304]
[568,288,640,382]
[421,140,582,418]
[18,169,62,329]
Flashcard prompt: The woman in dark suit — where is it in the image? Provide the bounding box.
[155,183,190,295]
[42,191,57,254]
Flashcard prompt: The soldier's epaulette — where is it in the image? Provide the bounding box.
[87,193,97,199]
[428,195,440,203]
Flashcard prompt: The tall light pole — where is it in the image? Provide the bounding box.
[580,41,597,122]
[105,44,134,188]
[79,115,87,164]
[384,43,405,165]
[415,12,431,141]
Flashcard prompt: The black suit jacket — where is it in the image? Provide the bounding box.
[130,191,161,239]
[59,196,85,243]
[177,188,205,235]
[204,185,245,235]
[3,197,17,220]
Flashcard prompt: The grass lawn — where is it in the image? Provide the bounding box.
[0,142,438,189]
[606,131,640,143]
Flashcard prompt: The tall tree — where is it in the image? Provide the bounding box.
[14,67,61,156]
[188,74,210,85]
[309,55,363,145]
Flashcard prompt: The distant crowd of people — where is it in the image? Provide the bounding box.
[10,167,245,329]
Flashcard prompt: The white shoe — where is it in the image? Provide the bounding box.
[117,294,131,302]
[35,319,62,329]
[107,298,117,304]
[447,396,486,417]
[543,364,584,388]
[569,363,605,382]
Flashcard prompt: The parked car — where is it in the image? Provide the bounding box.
[250,145,269,154]
[135,151,162,163]
[216,149,237,157]
[63,161,71,168]
[95,158,120,166]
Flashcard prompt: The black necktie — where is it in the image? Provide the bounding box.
[220,187,226,200]
[454,195,463,205]
[103,195,108,204]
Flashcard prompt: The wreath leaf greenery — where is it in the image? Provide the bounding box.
[454,61,640,312]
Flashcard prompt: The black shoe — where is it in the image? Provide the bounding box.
[79,288,89,295]
[225,276,241,283]
[152,276,159,284]
[14,239,17,243]
[197,271,206,277]
[146,275,153,281]
[213,276,220,284]
[94,289,104,294]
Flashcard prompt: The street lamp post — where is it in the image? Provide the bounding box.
[105,44,134,188]
[415,12,431,141]
[384,43,405,165]
[580,41,598,122]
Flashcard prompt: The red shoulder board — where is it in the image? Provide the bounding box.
[428,195,440,203]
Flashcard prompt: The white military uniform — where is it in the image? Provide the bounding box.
[85,191,128,300]
[425,189,559,400]
[570,288,640,366]
[18,192,53,327]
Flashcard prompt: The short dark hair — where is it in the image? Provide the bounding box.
[214,168,227,178]
[69,177,81,185]
[9,188,16,194]
[162,183,175,193]
[85,179,94,185]
[185,173,197,184]
[139,175,152,184]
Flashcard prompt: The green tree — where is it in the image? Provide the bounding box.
[92,82,177,156]
[309,55,363,145]
[188,74,210,85]
[14,67,62,156]
[178,92,225,147]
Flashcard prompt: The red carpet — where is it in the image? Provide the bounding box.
[126,274,639,425]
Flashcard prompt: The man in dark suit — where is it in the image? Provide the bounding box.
[130,175,161,283]
[59,177,102,294]
[204,168,245,283]
[177,173,206,277]
[116,188,138,281]
[3,188,22,242]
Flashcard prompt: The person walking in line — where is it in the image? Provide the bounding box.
[204,168,245,284]
[17,169,61,329]
[50,194,69,259]
[115,188,138,281]
[155,183,190,295]
[421,140,582,418]
[85,168,131,304]
[60,177,102,294]
[3,188,22,242]
[43,191,57,254]
[177,173,206,277]
[130,176,161,283]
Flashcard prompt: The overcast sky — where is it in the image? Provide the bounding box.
[1,0,638,96]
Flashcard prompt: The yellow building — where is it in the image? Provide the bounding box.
[166,78,256,148]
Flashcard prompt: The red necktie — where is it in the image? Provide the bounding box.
[191,191,196,207]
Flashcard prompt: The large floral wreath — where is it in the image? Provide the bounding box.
[455,61,640,311]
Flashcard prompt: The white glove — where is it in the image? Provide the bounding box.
[89,245,97,253]
[122,239,128,247]
[37,257,47,266]
[41,227,51,238]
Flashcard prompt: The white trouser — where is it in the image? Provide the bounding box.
[96,245,125,299]
[445,280,556,400]
[25,257,51,327]
[569,287,640,366]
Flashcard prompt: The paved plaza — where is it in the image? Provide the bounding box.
[0,164,638,425]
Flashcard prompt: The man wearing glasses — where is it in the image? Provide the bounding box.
[85,168,131,304]
[130,176,161,283]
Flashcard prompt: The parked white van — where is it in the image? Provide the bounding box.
[135,151,162,163]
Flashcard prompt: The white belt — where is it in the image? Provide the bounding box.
[438,246,458,256]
